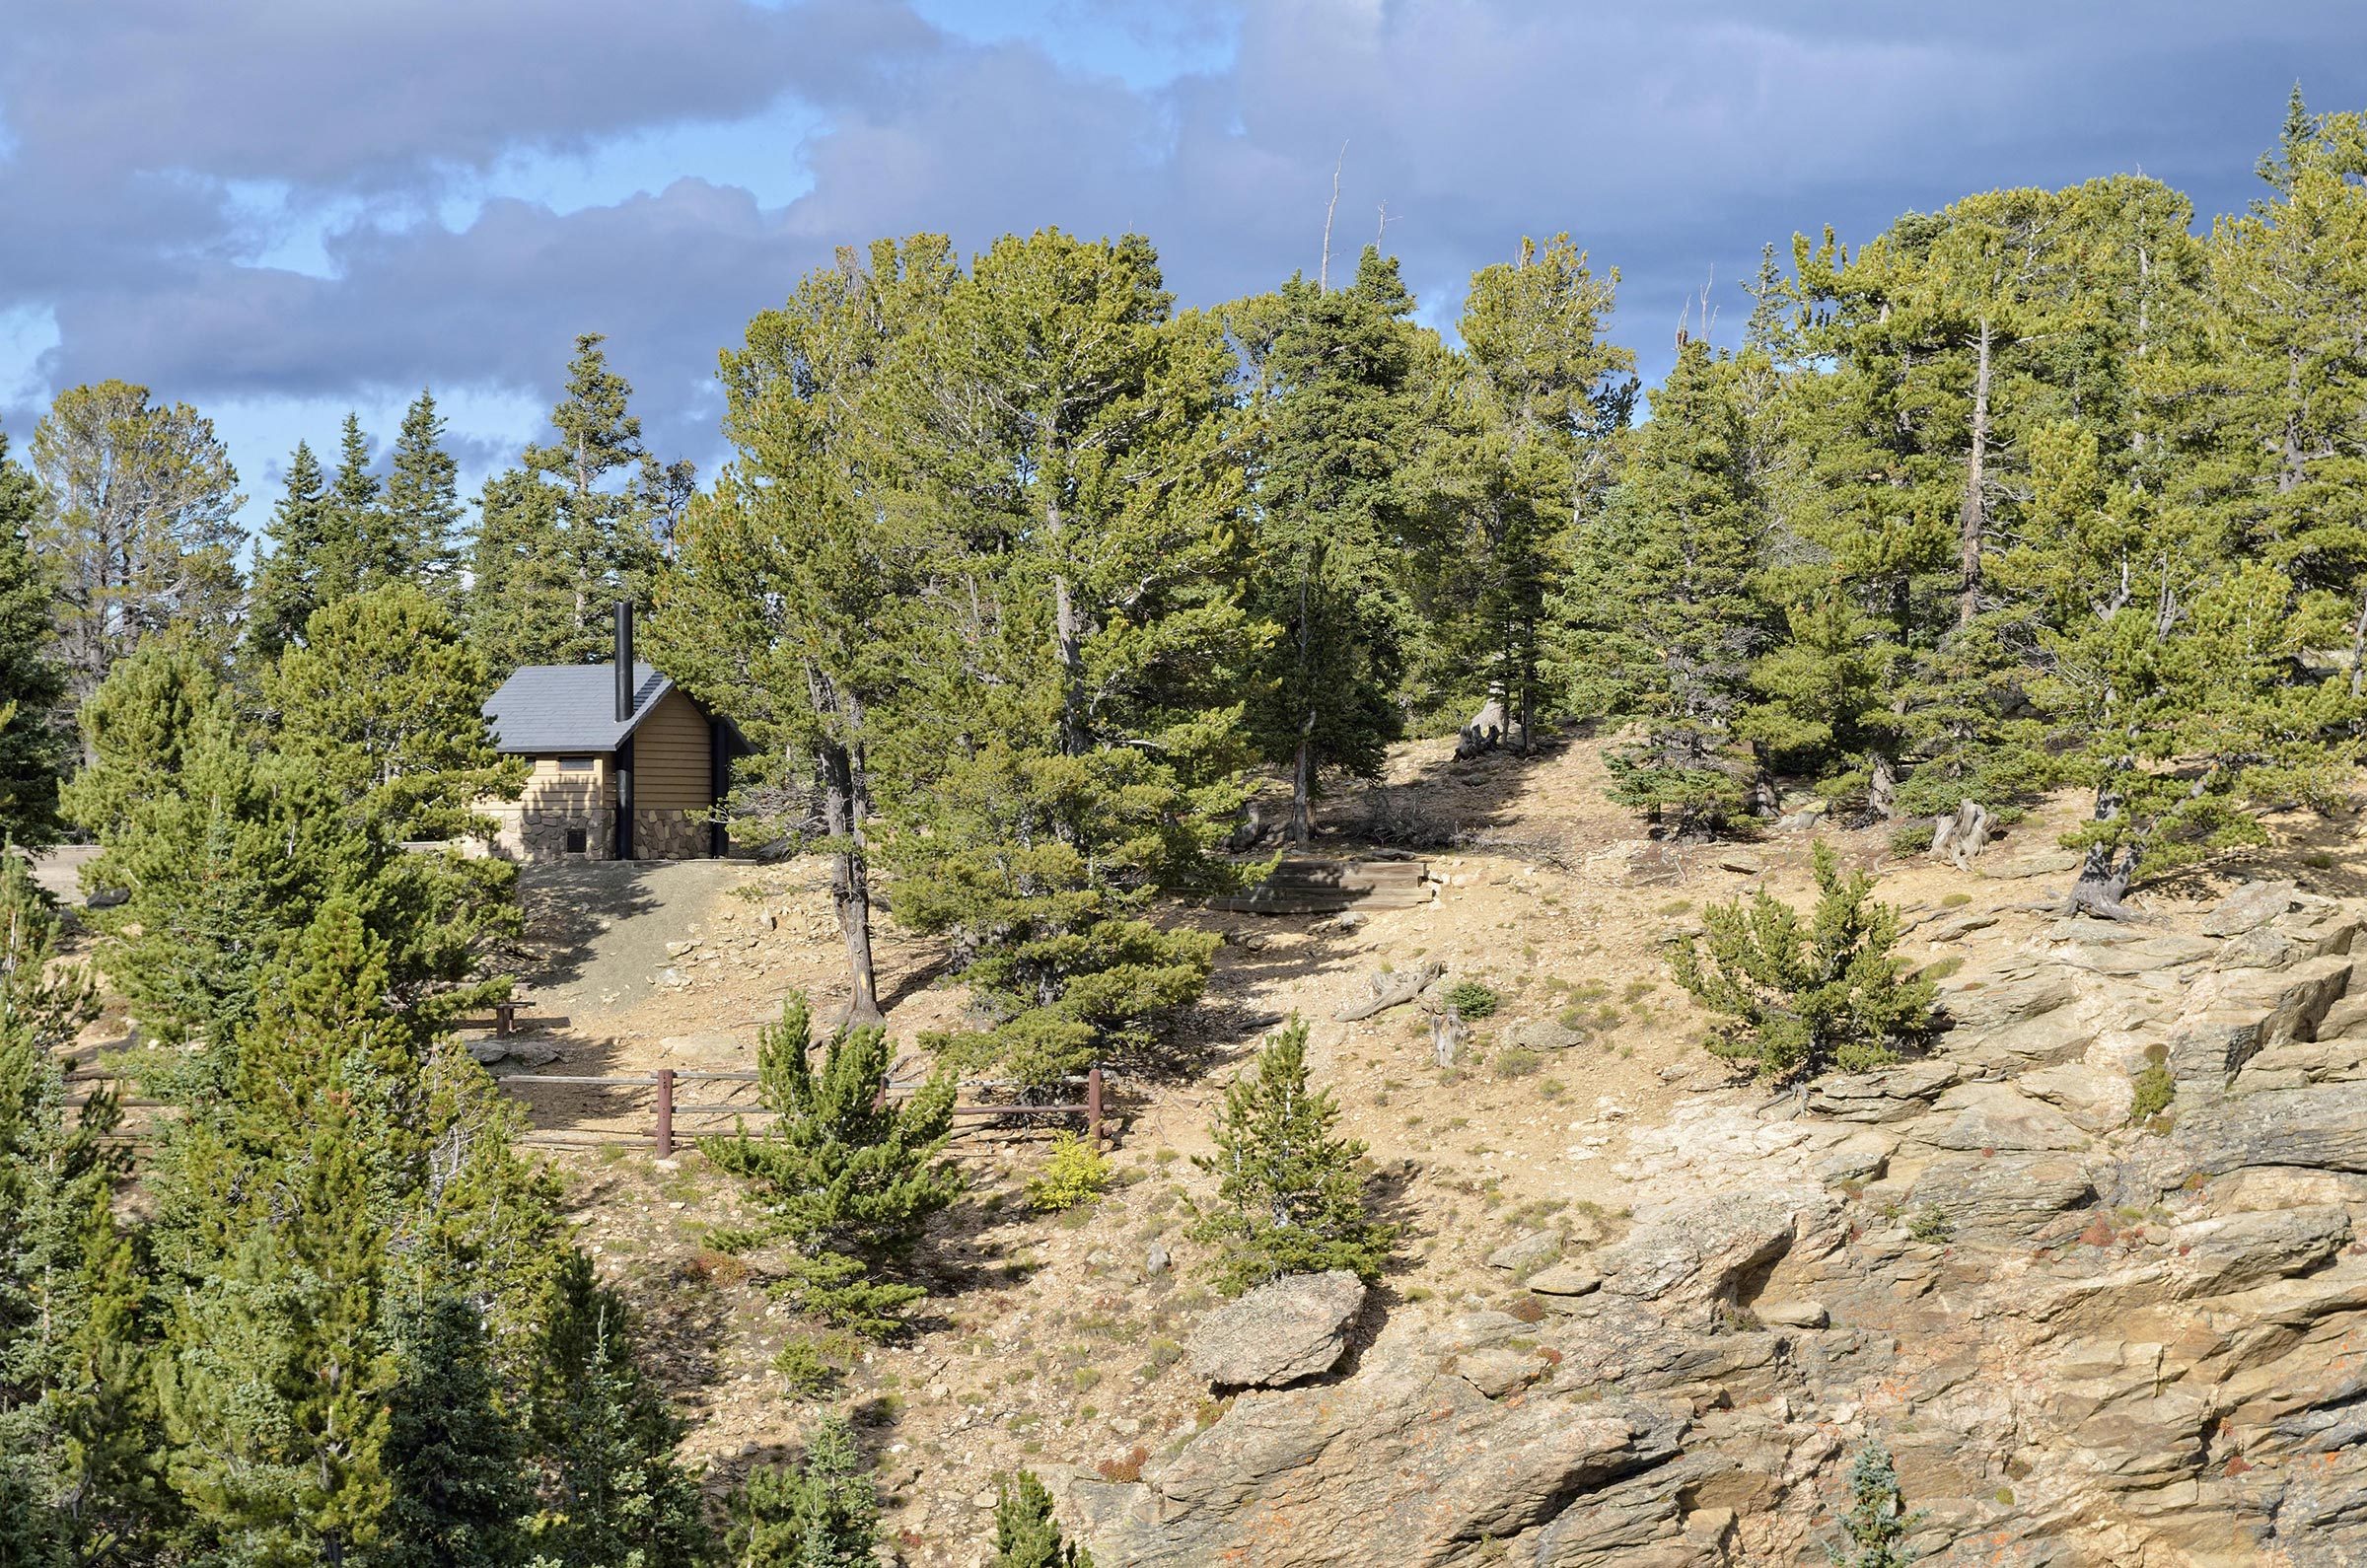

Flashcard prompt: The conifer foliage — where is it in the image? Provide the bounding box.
[1191,1016,1397,1293]
[727,1413,878,1568]
[1673,842,1937,1082]
[706,993,965,1336]
[989,1469,1095,1568]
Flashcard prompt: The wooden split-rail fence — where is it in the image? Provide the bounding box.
[61,1061,1109,1160]
[488,1064,1108,1156]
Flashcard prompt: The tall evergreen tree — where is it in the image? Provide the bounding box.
[519,332,669,659]
[266,584,523,838]
[1576,339,1768,830]
[526,1257,710,1568]
[0,434,71,844]
[1423,235,1633,748]
[384,390,466,602]
[1248,249,1422,842]
[29,381,246,717]
[655,237,958,1024]
[249,440,336,662]
[877,229,1251,1079]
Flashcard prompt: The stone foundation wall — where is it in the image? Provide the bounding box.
[472,806,715,862]
[631,809,712,861]
[477,804,614,863]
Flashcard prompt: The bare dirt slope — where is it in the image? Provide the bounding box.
[508,733,2345,1563]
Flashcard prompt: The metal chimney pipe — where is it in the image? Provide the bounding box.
[614,602,634,722]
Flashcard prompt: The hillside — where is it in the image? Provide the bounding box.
[477,730,2367,1565]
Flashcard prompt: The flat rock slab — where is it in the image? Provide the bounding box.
[1187,1270,1366,1389]
[2180,1082,2367,1176]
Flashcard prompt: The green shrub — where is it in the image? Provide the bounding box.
[1671,841,1937,1083]
[1027,1132,1112,1212]
[1827,1435,1924,1567]
[1445,980,1500,1020]
[2128,1062,2175,1124]
[1493,1047,1543,1078]
[1906,1206,1954,1245]
[772,1333,853,1398]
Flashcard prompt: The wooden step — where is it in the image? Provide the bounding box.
[1208,858,1432,914]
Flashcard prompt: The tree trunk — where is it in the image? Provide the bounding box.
[819,739,883,1026]
[2349,585,2367,699]
[1958,315,1992,630]
[1289,721,1315,848]
[2067,774,2139,919]
[1869,752,1899,820]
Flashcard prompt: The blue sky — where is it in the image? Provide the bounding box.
[3,1,2363,529]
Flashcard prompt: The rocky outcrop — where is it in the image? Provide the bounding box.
[1185,1270,1367,1389]
[1080,879,2367,1565]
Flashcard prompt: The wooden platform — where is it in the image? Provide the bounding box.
[1207,857,1431,915]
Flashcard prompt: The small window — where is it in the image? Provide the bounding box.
[557,757,595,773]
[564,827,588,854]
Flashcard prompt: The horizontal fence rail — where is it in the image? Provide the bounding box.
[490,1064,1109,1156]
[58,1062,1111,1159]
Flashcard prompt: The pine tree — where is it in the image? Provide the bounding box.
[1190,1016,1396,1293]
[988,1470,1094,1568]
[56,637,226,850]
[704,995,963,1337]
[0,435,71,844]
[876,229,1250,1081]
[727,1413,877,1568]
[29,381,246,714]
[249,439,336,662]
[463,468,578,677]
[526,1257,710,1568]
[384,390,466,602]
[153,906,408,1565]
[266,583,524,837]
[1672,841,1937,1082]
[1579,339,1768,830]
[655,237,957,1024]
[0,854,158,1561]
[323,409,390,603]
[1248,249,1423,842]
[377,1295,533,1568]
[1423,235,1633,748]
[518,333,669,660]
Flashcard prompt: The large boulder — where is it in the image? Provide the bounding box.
[1186,1270,1367,1389]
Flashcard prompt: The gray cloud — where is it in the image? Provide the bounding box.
[7,0,2367,489]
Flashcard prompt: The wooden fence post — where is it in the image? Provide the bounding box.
[654,1068,675,1158]
[1086,1063,1104,1152]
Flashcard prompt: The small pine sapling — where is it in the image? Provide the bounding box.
[1189,1016,1398,1293]
[1826,1435,1924,1567]
[728,1413,877,1568]
[988,1469,1095,1568]
[705,993,965,1336]
[1672,841,1935,1082]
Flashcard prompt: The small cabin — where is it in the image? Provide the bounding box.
[478,606,738,862]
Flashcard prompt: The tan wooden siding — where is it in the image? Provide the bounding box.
[519,754,613,812]
[629,690,711,813]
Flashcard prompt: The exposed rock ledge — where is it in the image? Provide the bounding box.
[1073,882,2367,1565]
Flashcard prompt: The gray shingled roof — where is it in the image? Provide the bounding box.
[483,663,678,754]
